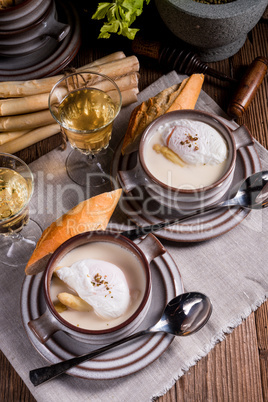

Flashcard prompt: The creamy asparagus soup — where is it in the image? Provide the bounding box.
[50,241,146,330]
[144,119,229,189]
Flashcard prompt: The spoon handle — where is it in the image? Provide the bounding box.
[121,204,224,241]
[29,329,148,386]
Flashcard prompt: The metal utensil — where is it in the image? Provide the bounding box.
[121,170,268,240]
[30,292,212,386]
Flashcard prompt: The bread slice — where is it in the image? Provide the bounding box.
[121,73,204,155]
[25,189,122,275]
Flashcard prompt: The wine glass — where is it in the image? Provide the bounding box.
[0,153,42,267]
[48,71,122,187]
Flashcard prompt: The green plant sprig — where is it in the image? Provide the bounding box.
[92,0,151,40]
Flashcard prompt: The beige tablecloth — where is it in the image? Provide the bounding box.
[1,72,268,401]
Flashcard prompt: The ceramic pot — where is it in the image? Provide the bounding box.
[28,231,166,345]
[0,0,51,30]
[0,0,70,57]
[118,110,254,212]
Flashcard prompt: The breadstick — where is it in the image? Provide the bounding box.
[57,292,93,312]
[0,93,50,116]
[0,83,140,133]
[51,72,139,106]
[0,72,139,116]
[120,87,139,106]
[77,51,126,70]
[94,72,139,93]
[0,124,60,154]
[0,109,55,131]
[0,88,139,153]
[0,130,29,145]
[75,56,139,84]
[0,52,126,99]
[0,56,140,98]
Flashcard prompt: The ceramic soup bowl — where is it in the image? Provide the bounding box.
[28,231,166,345]
[0,0,70,57]
[0,0,51,31]
[118,110,254,212]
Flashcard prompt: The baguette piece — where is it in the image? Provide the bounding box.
[121,74,204,155]
[25,189,122,276]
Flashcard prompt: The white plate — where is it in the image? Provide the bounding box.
[21,250,183,380]
[112,119,261,242]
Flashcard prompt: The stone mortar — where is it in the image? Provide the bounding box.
[155,0,268,61]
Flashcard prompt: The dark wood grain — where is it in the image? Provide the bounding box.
[1,2,267,401]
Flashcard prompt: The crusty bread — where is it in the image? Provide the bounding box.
[121,74,204,155]
[25,189,122,275]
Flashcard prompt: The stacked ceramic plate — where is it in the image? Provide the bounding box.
[0,0,81,80]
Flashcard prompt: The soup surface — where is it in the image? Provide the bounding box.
[50,241,146,330]
[144,119,229,189]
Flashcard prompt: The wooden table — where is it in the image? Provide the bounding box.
[1,2,268,401]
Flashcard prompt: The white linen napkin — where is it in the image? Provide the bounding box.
[1,71,268,401]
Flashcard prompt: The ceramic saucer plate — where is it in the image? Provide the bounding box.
[0,0,81,80]
[21,249,183,380]
[112,118,261,242]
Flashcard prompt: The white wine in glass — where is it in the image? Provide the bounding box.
[0,153,41,267]
[49,71,122,187]
[0,167,29,233]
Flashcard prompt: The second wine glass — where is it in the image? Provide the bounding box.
[48,71,122,187]
[0,153,42,267]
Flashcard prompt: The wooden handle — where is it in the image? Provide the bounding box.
[228,57,268,118]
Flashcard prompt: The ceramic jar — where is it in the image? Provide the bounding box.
[0,0,70,57]
[28,231,166,345]
[118,110,254,212]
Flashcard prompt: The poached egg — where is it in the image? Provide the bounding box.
[56,259,130,320]
[161,119,228,165]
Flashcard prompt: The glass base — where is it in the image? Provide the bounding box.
[0,219,42,268]
[66,147,114,187]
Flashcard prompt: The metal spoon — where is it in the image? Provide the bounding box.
[29,291,212,386]
[121,170,268,240]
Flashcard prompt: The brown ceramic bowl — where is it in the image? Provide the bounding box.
[28,231,166,345]
[119,109,254,212]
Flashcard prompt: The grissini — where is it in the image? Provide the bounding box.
[0,73,139,117]
[0,130,28,145]
[0,56,139,98]
[121,73,204,155]
[25,189,122,276]
[0,88,139,154]
[0,109,54,131]
[0,124,60,154]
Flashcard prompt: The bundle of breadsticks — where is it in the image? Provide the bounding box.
[0,52,140,154]
[121,73,204,155]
